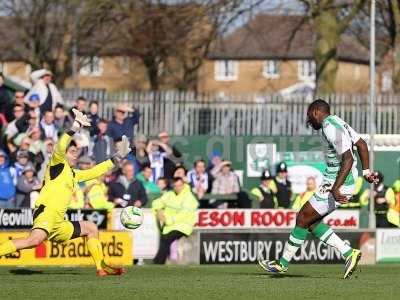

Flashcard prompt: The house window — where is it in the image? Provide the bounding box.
[120,56,130,74]
[80,56,103,76]
[382,71,392,92]
[214,60,238,81]
[298,60,316,81]
[263,60,280,78]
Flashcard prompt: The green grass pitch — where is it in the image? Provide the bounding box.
[0,264,400,300]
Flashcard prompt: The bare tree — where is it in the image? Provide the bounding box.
[300,0,366,94]
[347,1,400,92]
[0,0,120,86]
[115,0,267,91]
[176,0,268,90]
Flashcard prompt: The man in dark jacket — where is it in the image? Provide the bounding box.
[4,91,27,122]
[88,100,100,137]
[107,103,140,141]
[108,161,147,208]
[273,162,292,208]
[90,119,114,163]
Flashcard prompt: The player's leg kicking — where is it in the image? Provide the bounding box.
[78,220,125,276]
[259,200,360,278]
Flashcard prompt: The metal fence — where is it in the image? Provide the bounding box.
[61,89,400,136]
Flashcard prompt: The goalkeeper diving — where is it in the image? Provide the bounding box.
[0,109,131,276]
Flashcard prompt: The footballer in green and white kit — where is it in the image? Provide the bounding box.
[259,99,378,279]
[309,114,360,216]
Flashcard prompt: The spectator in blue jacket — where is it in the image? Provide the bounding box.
[107,103,140,141]
[0,149,17,208]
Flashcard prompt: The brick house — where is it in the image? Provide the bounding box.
[0,14,392,94]
[197,14,373,94]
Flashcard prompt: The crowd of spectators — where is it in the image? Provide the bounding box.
[0,70,251,211]
[1,70,399,230]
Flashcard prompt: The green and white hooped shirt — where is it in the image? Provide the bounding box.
[321,115,360,186]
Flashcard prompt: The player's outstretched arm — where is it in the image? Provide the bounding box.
[74,160,115,182]
[355,138,378,183]
[331,150,354,204]
[74,135,131,182]
[52,108,91,164]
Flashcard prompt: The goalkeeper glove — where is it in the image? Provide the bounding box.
[112,135,131,165]
[71,108,91,132]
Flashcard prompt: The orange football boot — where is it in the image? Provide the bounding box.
[96,262,126,277]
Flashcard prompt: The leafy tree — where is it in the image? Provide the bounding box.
[300,0,366,94]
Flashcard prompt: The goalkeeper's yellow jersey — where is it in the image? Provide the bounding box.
[35,132,114,215]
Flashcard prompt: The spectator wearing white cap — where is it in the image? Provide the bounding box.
[25,69,63,115]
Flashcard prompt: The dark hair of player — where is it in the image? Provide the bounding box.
[307,99,330,114]
[67,140,78,150]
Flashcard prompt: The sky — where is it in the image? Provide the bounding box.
[226,0,304,34]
